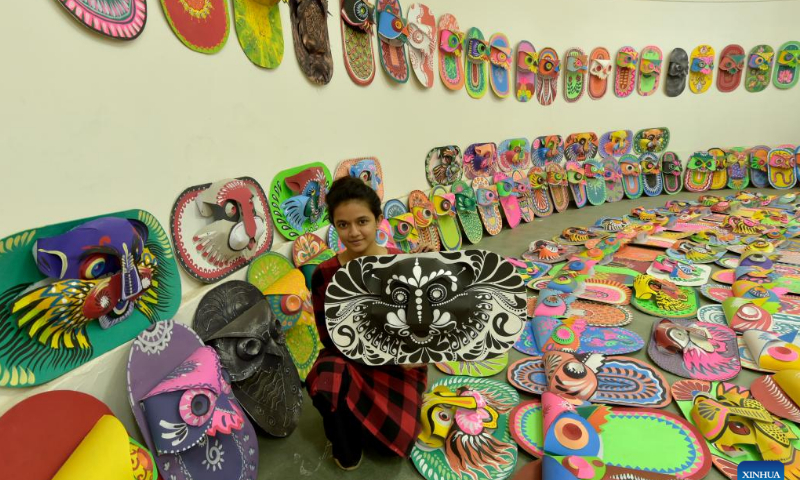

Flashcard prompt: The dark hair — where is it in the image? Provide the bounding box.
[326,176,382,222]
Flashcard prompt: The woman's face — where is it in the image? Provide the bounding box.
[333,200,382,255]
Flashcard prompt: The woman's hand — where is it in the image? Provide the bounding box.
[410,244,435,254]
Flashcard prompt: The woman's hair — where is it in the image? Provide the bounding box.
[326,176,382,222]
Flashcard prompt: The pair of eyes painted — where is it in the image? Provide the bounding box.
[389,280,451,305]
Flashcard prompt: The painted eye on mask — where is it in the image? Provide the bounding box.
[440,30,463,54]
[434,196,453,215]
[490,46,511,68]
[281,294,303,315]
[621,162,640,175]
[517,51,538,72]
[616,52,638,68]
[719,55,745,73]
[567,169,585,183]
[390,285,410,305]
[779,50,798,67]
[179,388,218,426]
[476,188,497,205]
[467,38,490,62]
[79,253,121,280]
[749,52,773,70]
[539,55,560,77]
[426,279,451,303]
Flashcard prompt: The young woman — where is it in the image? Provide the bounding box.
[305,176,428,470]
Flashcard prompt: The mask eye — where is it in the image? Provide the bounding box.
[79,253,119,280]
[179,388,217,426]
[728,421,751,436]
[390,286,410,305]
[427,281,449,303]
[553,417,590,450]
[237,337,262,360]
[224,201,239,219]
[281,294,303,315]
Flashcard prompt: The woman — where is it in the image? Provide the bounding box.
[305,176,428,470]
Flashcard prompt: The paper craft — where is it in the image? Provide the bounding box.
[698,303,800,337]
[667,240,725,264]
[566,161,588,209]
[470,177,501,235]
[510,258,551,283]
[529,278,631,305]
[726,148,750,189]
[640,153,663,196]
[633,128,670,155]
[536,47,560,106]
[514,317,643,357]
[291,233,335,288]
[684,151,716,192]
[768,147,797,189]
[743,329,800,372]
[512,170,536,223]
[232,0,284,69]
[325,250,526,365]
[487,32,512,97]
[665,47,689,97]
[745,44,775,93]
[451,180,483,244]
[430,186,462,251]
[127,322,259,480]
[508,352,669,407]
[706,148,728,190]
[194,281,304,437]
[648,318,740,381]
[599,130,632,158]
[531,135,564,166]
[408,190,442,251]
[171,178,272,282]
[619,154,643,199]
[637,45,662,96]
[749,145,771,188]
[411,376,519,480]
[631,274,700,318]
[437,13,464,90]
[334,156,384,199]
[528,295,633,327]
[498,138,532,172]
[716,44,745,93]
[377,0,412,83]
[246,252,310,329]
[463,142,498,179]
[546,163,571,213]
[288,0,333,84]
[384,199,419,252]
[510,393,712,480]
[516,40,538,102]
[406,3,436,88]
[584,160,607,206]
[647,255,711,286]
[689,44,714,94]
[436,352,508,378]
[671,380,800,480]
[57,0,146,40]
[553,227,603,246]
[751,370,800,423]
[588,46,611,99]
[160,0,229,53]
[660,151,684,194]
[564,132,599,162]
[341,0,376,85]
[614,46,637,98]
[0,212,179,387]
[464,27,489,99]
[563,47,588,102]
[601,157,624,202]
[0,390,156,480]
[269,163,331,240]
[522,240,579,264]
[425,145,462,186]
[774,41,800,89]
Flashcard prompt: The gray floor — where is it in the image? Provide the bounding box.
[258,188,791,480]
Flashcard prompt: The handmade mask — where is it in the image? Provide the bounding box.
[325,250,526,365]
[341,0,374,30]
[426,146,462,186]
[377,8,409,45]
[559,227,597,244]
[749,51,775,70]
[634,275,693,314]
[720,55,745,75]
[536,48,560,106]
[650,318,740,381]
[661,152,684,194]
[564,133,599,162]
[599,130,632,158]
[589,58,612,79]
[532,135,564,165]
[616,51,638,69]
[742,330,800,372]
[633,128,669,154]
[413,378,518,480]
[280,167,328,231]
[467,37,490,63]
[194,281,303,437]
[746,45,775,93]
[518,49,539,73]
[768,148,797,189]
[685,152,717,192]
[349,159,381,192]
[523,240,578,264]
[666,48,689,97]
[463,142,497,179]
[439,29,464,56]
[691,57,714,75]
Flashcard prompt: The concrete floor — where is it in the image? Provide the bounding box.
[256,188,791,480]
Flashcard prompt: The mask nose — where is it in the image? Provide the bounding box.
[120,243,143,301]
[406,288,432,337]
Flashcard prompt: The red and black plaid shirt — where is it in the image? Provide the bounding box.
[305,248,428,457]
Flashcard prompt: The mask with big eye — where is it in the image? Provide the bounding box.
[769,151,794,169]
[616,51,638,68]
[544,351,603,400]
[433,194,456,217]
[778,50,798,67]
[589,59,612,79]
[687,154,715,172]
[490,45,511,68]
[720,55,746,74]
[668,61,687,77]
[640,58,662,75]
[476,187,498,206]
[341,0,373,28]
[538,53,560,78]
[566,55,588,73]
[620,161,641,176]
[749,52,774,70]
[412,206,435,228]
[662,158,682,176]
[654,320,714,354]
[467,38,490,63]
[517,50,539,72]
[439,29,464,55]
[495,178,516,197]
[388,216,418,242]
[690,56,714,74]
[562,228,592,243]
[567,167,585,184]
[548,170,567,185]
[547,273,579,294]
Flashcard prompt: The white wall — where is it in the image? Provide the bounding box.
[1,0,799,430]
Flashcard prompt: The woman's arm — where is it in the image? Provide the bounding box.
[311,266,335,350]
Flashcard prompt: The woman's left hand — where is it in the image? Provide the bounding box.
[411,244,434,254]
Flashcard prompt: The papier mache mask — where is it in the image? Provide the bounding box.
[325,250,526,365]
[194,281,303,437]
[171,177,272,282]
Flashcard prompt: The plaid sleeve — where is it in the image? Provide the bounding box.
[310,264,335,350]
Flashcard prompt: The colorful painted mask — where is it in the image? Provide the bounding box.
[194,281,303,437]
[599,130,632,158]
[564,132,599,162]
[341,0,374,30]
[768,148,797,189]
[439,29,464,56]
[661,152,684,194]
[280,168,328,231]
[589,58,612,79]
[691,56,714,75]
[685,152,717,192]
[633,128,669,154]
[634,275,692,312]
[325,250,526,365]
[377,8,409,44]
[666,48,689,97]
[532,135,564,165]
